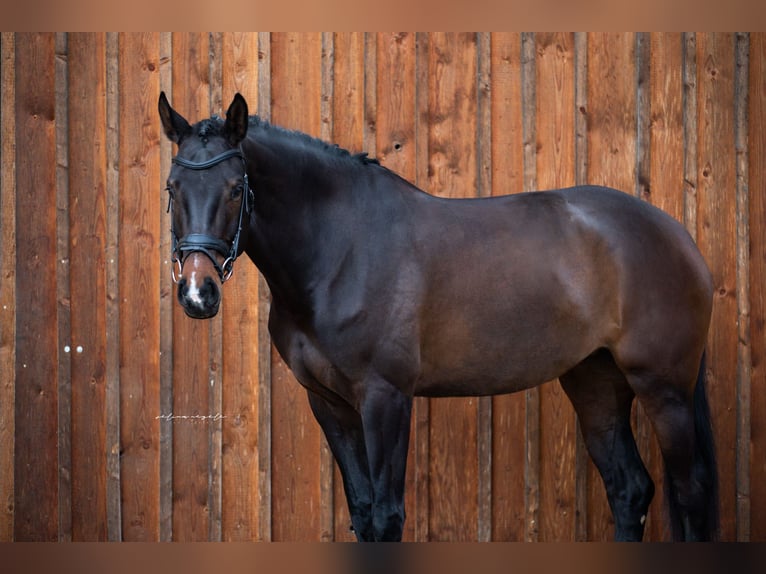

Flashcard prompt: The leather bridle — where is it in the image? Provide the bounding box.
[167,146,253,283]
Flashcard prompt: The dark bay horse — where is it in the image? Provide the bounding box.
[158,92,719,541]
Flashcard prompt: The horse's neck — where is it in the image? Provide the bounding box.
[243,135,347,314]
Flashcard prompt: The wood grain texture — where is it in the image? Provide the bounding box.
[696,32,738,541]
[220,31,262,542]
[118,32,161,541]
[748,32,766,543]
[13,33,58,541]
[67,32,108,541]
[0,32,16,542]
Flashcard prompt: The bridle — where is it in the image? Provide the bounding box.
[167,146,254,283]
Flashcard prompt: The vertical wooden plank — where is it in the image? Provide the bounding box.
[207,31,224,543]
[329,31,365,543]
[476,32,493,543]
[683,33,699,240]
[733,32,751,542]
[318,32,335,542]
[488,31,527,542]
[68,32,108,541]
[748,32,766,543]
[256,31,272,542]
[520,31,540,542]
[696,32,738,541]
[269,32,323,541]
[13,32,58,542]
[104,31,122,541]
[220,31,262,542]
[157,30,173,543]
[415,32,433,542]
[0,32,16,542]
[55,32,72,543]
[572,31,589,542]
[375,31,423,541]
[535,32,577,542]
[644,32,686,542]
[425,32,479,542]
[118,32,161,541]
[170,31,212,542]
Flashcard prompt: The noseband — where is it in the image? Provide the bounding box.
[168,147,254,283]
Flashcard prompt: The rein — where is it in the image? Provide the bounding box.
[168,146,253,283]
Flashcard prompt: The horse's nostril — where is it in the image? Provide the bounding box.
[201,277,220,306]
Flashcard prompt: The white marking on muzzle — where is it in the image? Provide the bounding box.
[187,271,204,307]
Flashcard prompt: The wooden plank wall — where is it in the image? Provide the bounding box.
[0,32,763,542]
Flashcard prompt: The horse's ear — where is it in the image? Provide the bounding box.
[158,91,192,144]
[223,93,249,146]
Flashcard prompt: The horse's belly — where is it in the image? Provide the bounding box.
[413,341,589,398]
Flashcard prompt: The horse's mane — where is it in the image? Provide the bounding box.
[194,115,379,167]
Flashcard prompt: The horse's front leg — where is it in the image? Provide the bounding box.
[306,389,375,541]
[359,376,413,542]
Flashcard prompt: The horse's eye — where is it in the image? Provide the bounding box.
[231,184,244,199]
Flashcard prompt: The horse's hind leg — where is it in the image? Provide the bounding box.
[560,349,655,541]
[624,358,718,542]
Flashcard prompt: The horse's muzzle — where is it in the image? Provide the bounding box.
[176,266,222,319]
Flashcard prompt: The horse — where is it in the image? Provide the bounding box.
[158,92,719,542]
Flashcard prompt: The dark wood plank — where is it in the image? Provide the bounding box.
[269,32,324,541]
[170,32,213,542]
[748,31,766,543]
[488,31,527,542]
[572,31,589,542]
[535,32,577,542]
[13,32,59,541]
[118,32,161,541]
[55,32,72,543]
[476,32,492,543]
[67,32,108,541]
[519,32,541,542]
[157,30,173,543]
[220,31,262,542]
[104,31,122,541]
[0,32,16,542]
[696,32,738,541]
[733,32,751,542]
[255,32,273,541]
[425,32,479,542]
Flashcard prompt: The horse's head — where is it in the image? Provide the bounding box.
[159,92,252,319]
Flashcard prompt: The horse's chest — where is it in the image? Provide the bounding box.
[275,326,359,404]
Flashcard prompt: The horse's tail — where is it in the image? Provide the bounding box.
[664,350,720,541]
